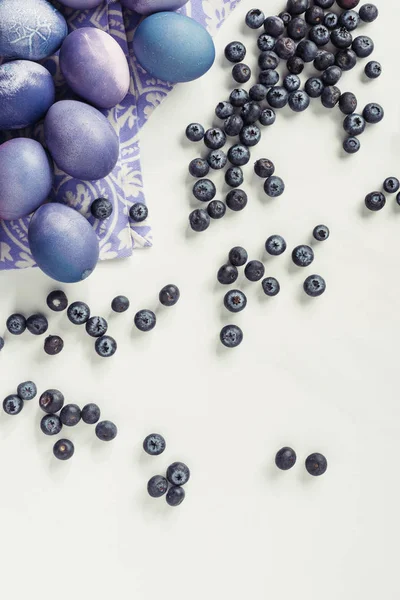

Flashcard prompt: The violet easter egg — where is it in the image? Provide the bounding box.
[28,203,99,283]
[44,100,119,181]
[0,139,53,221]
[120,0,189,15]
[57,0,103,8]
[133,12,215,83]
[59,28,130,109]
[0,61,55,130]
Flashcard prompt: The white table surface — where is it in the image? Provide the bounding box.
[1,1,399,598]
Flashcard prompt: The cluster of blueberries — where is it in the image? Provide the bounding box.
[2,382,116,460]
[143,433,190,507]
[275,446,328,475]
[218,225,329,348]
[364,176,400,211]
[90,197,149,224]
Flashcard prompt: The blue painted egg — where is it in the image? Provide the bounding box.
[44,100,119,181]
[28,203,99,283]
[0,61,55,130]
[0,138,53,221]
[133,12,215,83]
[0,0,67,60]
[121,0,189,15]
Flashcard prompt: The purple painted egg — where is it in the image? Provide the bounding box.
[28,203,99,283]
[0,139,53,221]
[44,100,119,181]
[57,0,102,8]
[120,0,189,15]
[59,28,130,109]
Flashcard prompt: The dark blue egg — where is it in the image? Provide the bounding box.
[0,61,55,130]
[133,12,215,83]
[28,203,100,283]
[0,0,67,60]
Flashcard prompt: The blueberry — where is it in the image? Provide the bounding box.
[257,34,276,52]
[86,316,108,338]
[324,12,339,29]
[241,101,262,125]
[225,166,243,188]
[147,475,168,498]
[254,158,275,178]
[305,5,324,25]
[262,277,280,296]
[26,314,48,335]
[362,102,384,124]
[322,65,342,86]
[143,433,166,456]
[275,447,297,470]
[129,202,148,222]
[17,381,37,400]
[288,90,310,112]
[304,274,326,296]
[337,0,360,8]
[224,115,244,137]
[90,197,113,220]
[40,414,62,436]
[166,486,185,507]
[245,8,265,29]
[67,301,90,325]
[283,74,301,92]
[365,60,382,79]
[279,11,292,25]
[188,158,209,178]
[258,51,280,71]
[220,324,243,348]
[228,246,248,267]
[232,63,251,84]
[189,208,210,232]
[244,260,265,282]
[352,35,374,57]
[287,16,307,40]
[215,101,234,120]
[264,176,285,197]
[3,395,23,415]
[229,88,249,108]
[204,127,226,150]
[53,439,74,460]
[305,452,327,476]
[192,179,216,202]
[343,113,366,136]
[60,404,81,427]
[397,193,400,206]
[225,41,246,63]
[296,39,318,62]
[359,3,378,22]
[167,462,190,486]
[292,245,314,267]
[259,108,276,126]
[81,403,101,424]
[309,25,330,46]
[313,224,330,241]
[249,84,268,101]
[314,0,334,7]
[321,86,341,108]
[43,335,62,355]
[274,37,296,60]
[226,189,248,212]
[304,77,324,98]
[339,9,360,30]
[286,56,304,74]
[6,313,26,335]
[46,290,68,312]
[95,420,117,441]
[227,144,250,166]
[264,16,284,37]
[383,177,400,194]
[185,123,204,142]
[0,337,4,351]
[342,136,359,154]
[39,389,64,414]
[365,191,386,211]
[224,289,247,313]
[207,149,227,170]
[265,234,286,255]
[218,264,238,286]
[239,125,261,147]
[95,335,117,357]
[314,50,335,71]
[335,49,356,72]
[111,295,130,313]
[134,310,156,332]
[267,86,289,109]
[286,0,310,15]
[159,284,180,307]
[339,91,357,114]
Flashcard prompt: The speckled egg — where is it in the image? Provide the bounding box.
[28,203,100,283]
[57,0,102,7]
[0,0,67,60]
[120,0,189,15]
[44,100,119,181]
[133,12,215,83]
[59,28,130,109]
[0,138,53,221]
[0,61,55,130]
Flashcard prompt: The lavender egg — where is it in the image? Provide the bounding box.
[57,0,102,7]
[0,139,53,221]
[28,203,99,283]
[120,0,189,15]
[44,100,119,181]
[59,28,130,109]
[0,61,55,130]
[0,0,67,60]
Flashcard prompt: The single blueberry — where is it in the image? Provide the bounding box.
[204,127,226,150]
[60,404,81,427]
[324,12,339,30]
[147,475,168,498]
[362,102,384,124]
[192,179,216,202]
[286,0,310,15]
[232,63,251,84]
[189,208,210,232]
[220,324,243,348]
[305,452,327,476]
[167,462,190,486]
[227,144,250,166]
[185,123,204,142]
[81,403,101,425]
[134,310,156,332]
[208,199,226,220]
[67,301,90,325]
[95,335,117,357]
[336,0,361,6]
[217,264,237,287]
[159,284,180,307]
[239,125,261,147]
[292,245,314,267]
[343,113,366,136]
[261,277,280,296]
[264,16,285,37]
[226,189,248,211]
[288,90,310,112]
[258,51,280,70]
[90,198,113,220]
[343,137,360,154]
[303,274,326,296]
[245,8,265,29]
[279,11,292,25]
[245,260,265,282]
[287,16,307,40]
[254,159,275,178]
[314,50,335,71]
[305,5,324,25]
[95,420,118,442]
[249,84,268,101]
[46,290,68,312]
[86,316,108,338]
[3,395,23,415]
[6,314,26,335]
[359,3,378,22]
[265,235,286,256]
[339,9,360,30]
[17,381,37,401]
[228,246,248,267]
[44,335,64,355]
[224,289,247,313]
[143,433,166,456]
[241,101,262,125]
[207,149,227,170]
[229,88,249,107]
[275,447,297,470]
[224,115,244,137]
[225,166,244,188]
[365,191,386,211]
[215,101,234,120]
[313,225,330,241]
[39,389,64,414]
[396,193,400,206]
[283,74,301,92]
[0,337,4,351]
[305,77,324,98]
[40,414,62,436]
[129,202,148,222]
[296,39,318,62]
[287,56,305,74]
[111,295,130,313]
[188,158,209,178]
[322,65,342,86]
[267,86,289,109]
[259,108,276,126]
[309,24,330,46]
[225,41,246,63]
[365,61,382,79]
[257,34,276,52]
[383,177,400,194]
[321,86,341,108]
[339,92,357,114]
[352,35,374,57]
[274,37,296,60]
[53,439,74,460]
[26,314,48,336]
[166,486,185,507]
[264,176,285,197]
[314,0,334,6]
